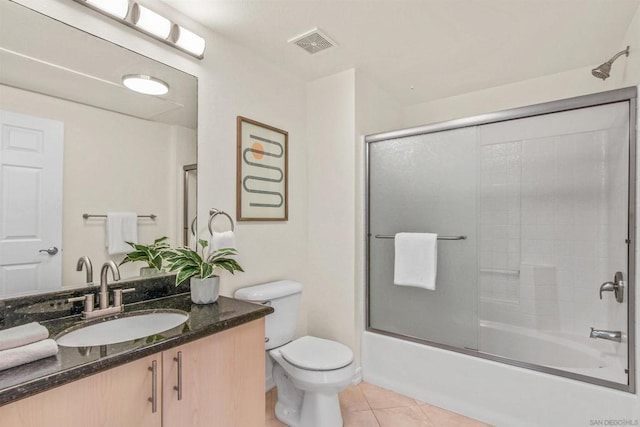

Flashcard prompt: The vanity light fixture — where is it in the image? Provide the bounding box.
[84,0,129,19]
[122,74,169,95]
[74,0,206,59]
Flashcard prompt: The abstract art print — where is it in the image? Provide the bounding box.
[236,116,288,221]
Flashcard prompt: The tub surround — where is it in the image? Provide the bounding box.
[0,275,273,407]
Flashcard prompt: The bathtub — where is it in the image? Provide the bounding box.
[362,329,637,426]
[478,320,626,384]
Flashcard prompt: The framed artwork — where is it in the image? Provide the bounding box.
[236,116,288,221]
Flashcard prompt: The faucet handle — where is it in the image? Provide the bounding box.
[113,287,136,307]
[68,294,95,314]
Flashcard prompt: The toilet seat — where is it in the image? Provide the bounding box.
[280,336,353,371]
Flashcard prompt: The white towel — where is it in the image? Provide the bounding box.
[106,212,138,255]
[0,322,49,351]
[209,230,236,252]
[0,339,58,371]
[394,232,438,290]
[208,231,238,260]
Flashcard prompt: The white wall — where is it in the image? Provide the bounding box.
[0,84,195,285]
[305,69,402,368]
[403,2,640,128]
[14,1,309,334]
[306,69,357,354]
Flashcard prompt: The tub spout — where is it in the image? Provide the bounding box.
[589,327,622,342]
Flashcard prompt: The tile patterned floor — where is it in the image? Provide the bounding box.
[265,381,491,427]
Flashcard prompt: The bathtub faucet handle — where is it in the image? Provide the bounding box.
[599,272,624,303]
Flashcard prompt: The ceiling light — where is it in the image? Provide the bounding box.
[122,74,169,95]
[132,4,171,39]
[173,25,206,58]
[84,0,129,19]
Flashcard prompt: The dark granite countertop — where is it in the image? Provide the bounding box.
[0,291,273,407]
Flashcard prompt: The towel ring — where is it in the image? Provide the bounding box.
[190,216,197,237]
[208,209,235,235]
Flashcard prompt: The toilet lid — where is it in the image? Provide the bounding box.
[280,336,353,371]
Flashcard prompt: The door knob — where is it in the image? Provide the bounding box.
[599,272,624,303]
[38,246,59,255]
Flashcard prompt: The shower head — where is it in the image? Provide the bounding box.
[591,46,630,80]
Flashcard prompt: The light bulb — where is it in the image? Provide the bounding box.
[85,0,129,19]
[133,4,171,39]
[174,25,206,57]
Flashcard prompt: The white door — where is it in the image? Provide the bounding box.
[0,110,63,297]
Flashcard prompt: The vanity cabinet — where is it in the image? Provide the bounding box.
[0,318,265,427]
[162,318,266,426]
[0,353,161,427]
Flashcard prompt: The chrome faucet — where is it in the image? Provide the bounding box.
[76,256,93,284]
[590,327,622,342]
[68,261,135,319]
[99,260,120,310]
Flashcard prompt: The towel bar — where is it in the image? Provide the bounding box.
[373,234,466,240]
[208,208,235,234]
[82,213,157,220]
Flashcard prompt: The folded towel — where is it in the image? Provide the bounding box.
[106,212,138,255]
[208,230,237,259]
[0,339,58,371]
[0,322,49,351]
[394,232,438,290]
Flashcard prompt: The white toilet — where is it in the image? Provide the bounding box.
[234,280,355,427]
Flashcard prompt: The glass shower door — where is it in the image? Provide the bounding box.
[476,101,630,385]
[368,127,479,350]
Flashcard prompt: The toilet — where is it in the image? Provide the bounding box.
[234,280,355,427]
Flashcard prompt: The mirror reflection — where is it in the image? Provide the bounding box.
[0,1,197,298]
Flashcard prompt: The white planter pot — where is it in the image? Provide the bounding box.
[190,276,220,304]
[140,267,161,276]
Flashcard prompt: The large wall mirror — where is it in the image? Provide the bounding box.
[0,1,198,298]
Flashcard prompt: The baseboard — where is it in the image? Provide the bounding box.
[352,366,363,385]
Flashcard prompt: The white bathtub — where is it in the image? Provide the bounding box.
[362,330,637,426]
[478,320,626,383]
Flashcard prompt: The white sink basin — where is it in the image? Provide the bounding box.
[56,310,189,347]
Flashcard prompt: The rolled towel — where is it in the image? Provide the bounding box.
[0,322,49,351]
[0,339,58,371]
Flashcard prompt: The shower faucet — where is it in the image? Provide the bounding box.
[589,327,622,343]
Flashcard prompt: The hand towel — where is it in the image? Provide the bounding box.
[106,212,138,255]
[0,322,49,351]
[0,339,58,371]
[208,231,238,261]
[209,230,236,252]
[394,232,438,290]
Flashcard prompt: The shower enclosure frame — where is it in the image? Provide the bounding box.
[364,86,638,393]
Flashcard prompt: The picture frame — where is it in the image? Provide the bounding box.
[236,116,288,221]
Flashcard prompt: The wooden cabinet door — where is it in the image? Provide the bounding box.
[162,319,265,427]
[0,353,162,427]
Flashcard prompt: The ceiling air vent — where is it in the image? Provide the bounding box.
[288,28,336,55]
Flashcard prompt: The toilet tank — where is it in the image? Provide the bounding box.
[234,280,302,350]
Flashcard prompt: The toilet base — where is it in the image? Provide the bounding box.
[299,390,343,427]
[272,364,345,427]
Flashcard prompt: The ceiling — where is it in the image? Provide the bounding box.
[161,0,639,106]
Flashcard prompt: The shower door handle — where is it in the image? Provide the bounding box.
[599,272,624,303]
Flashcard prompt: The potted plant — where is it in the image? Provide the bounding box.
[164,239,244,304]
[120,236,170,276]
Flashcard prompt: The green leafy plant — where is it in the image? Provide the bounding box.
[120,236,170,271]
[164,239,244,286]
